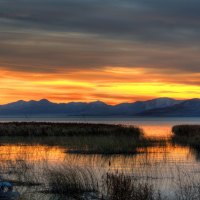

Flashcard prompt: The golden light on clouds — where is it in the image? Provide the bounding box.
[0,67,200,105]
[1,0,200,105]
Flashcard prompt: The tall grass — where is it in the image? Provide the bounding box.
[104,173,162,200]
[45,166,163,200]
[175,168,200,200]
[0,122,148,154]
[2,145,200,200]
[45,165,98,198]
[0,122,142,137]
[172,125,200,148]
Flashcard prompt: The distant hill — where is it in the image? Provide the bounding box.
[0,97,190,117]
[137,98,200,117]
[113,97,181,115]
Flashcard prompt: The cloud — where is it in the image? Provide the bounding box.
[0,0,200,74]
[1,0,200,42]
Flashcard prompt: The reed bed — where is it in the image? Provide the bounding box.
[45,166,98,198]
[172,125,200,148]
[45,165,163,200]
[175,168,200,200]
[104,173,162,200]
[0,122,148,154]
[0,122,142,137]
[1,147,200,200]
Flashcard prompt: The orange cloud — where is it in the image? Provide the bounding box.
[0,67,200,105]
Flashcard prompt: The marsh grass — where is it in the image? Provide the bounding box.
[2,160,43,187]
[175,168,200,200]
[0,135,160,154]
[172,125,200,148]
[45,166,98,198]
[45,165,163,200]
[0,122,151,154]
[2,146,200,200]
[0,122,142,137]
[104,173,162,200]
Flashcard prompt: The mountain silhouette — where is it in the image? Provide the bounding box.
[137,98,200,117]
[0,97,194,116]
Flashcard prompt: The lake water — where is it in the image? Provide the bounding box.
[1,117,200,199]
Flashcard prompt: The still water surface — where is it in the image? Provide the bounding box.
[1,117,200,199]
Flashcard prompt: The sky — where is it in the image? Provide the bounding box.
[1,0,200,105]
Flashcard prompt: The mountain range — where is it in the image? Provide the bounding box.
[0,97,200,117]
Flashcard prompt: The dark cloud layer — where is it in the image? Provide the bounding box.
[0,0,200,73]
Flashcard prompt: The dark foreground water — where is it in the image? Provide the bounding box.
[0,117,200,199]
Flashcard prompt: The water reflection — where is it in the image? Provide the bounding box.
[0,143,200,199]
[0,145,66,162]
[0,143,195,167]
[187,147,200,161]
[0,119,199,199]
[142,125,172,138]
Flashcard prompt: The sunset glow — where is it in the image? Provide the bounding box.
[1,0,200,104]
[0,67,200,105]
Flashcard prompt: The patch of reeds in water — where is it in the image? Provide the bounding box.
[45,166,163,200]
[0,122,142,137]
[172,125,200,148]
[2,150,200,200]
[0,122,147,154]
[104,173,162,200]
[45,165,98,198]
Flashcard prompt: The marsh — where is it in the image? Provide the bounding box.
[0,117,200,200]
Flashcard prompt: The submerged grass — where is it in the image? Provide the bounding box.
[66,135,140,154]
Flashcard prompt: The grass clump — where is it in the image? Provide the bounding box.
[45,166,98,198]
[0,122,142,137]
[104,173,162,200]
[172,125,200,148]
[45,166,163,200]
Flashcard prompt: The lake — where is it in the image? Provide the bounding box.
[1,117,200,199]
